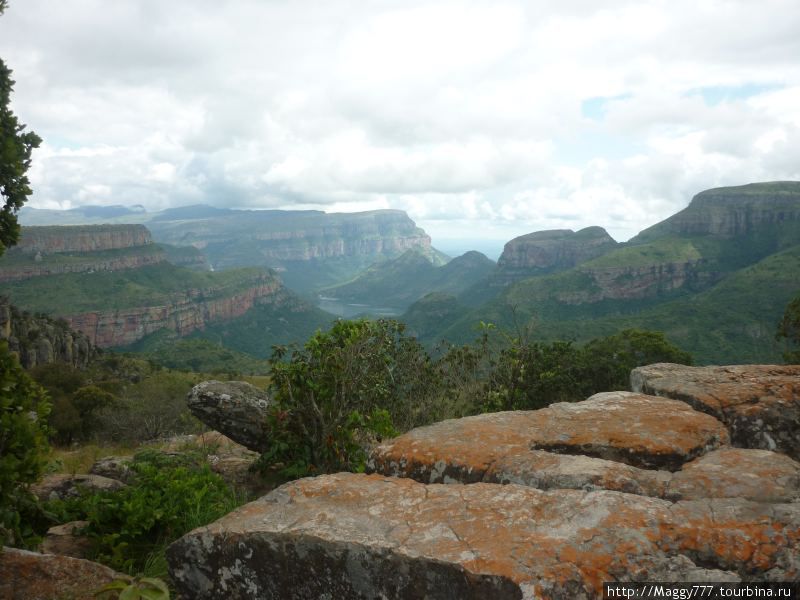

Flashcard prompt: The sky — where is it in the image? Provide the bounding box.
[2,0,800,253]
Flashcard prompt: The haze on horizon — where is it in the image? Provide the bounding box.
[1,0,799,250]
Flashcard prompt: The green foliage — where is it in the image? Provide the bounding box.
[48,450,241,576]
[264,319,429,476]
[776,293,800,363]
[0,21,42,257]
[0,341,51,547]
[95,576,170,600]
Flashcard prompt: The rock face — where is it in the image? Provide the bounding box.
[66,272,287,348]
[168,472,799,599]
[186,381,272,452]
[0,297,94,369]
[631,363,800,460]
[13,224,153,254]
[40,521,92,559]
[0,547,127,600]
[497,227,617,277]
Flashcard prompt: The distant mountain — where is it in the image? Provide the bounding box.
[408,182,800,364]
[324,249,494,310]
[19,205,437,294]
[0,224,332,350]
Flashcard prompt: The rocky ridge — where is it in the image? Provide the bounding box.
[169,364,800,598]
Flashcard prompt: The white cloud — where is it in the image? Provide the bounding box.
[1,0,799,243]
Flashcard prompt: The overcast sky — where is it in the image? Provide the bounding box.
[2,0,799,250]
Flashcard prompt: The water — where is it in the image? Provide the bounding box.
[317,296,402,318]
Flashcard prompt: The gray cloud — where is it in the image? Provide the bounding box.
[1,0,799,243]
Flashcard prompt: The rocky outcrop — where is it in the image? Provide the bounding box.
[167,366,800,598]
[66,272,287,347]
[497,227,618,278]
[186,381,272,452]
[31,474,127,503]
[0,297,94,369]
[167,472,799,599]
[13,224,153,254]
[631,363,800,460]
[0,547,127,600]
[370,392,728,476]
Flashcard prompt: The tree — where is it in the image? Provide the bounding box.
[1,0,42,256]
[0,341,51,547]
[776,293,800,363]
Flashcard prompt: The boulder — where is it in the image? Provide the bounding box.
[40,520,92,559]
[31,474,126,503]
[167,473,800,600]
[0,547,127,600]
[369,392,729,481]
[89,456,134,484]
[631,363,800,459]
[186,380,272,452]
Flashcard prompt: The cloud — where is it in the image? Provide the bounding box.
[1,0,799,242]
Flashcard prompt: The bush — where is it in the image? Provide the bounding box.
[0,341,51,547]
[48,449,242,575]
[264,319,432,476]
[777,293,800,363]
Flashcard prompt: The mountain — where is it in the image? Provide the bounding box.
[322,249,493,310]
[408,182,800,363]
[0,224,331,349]
[19,205,437,293]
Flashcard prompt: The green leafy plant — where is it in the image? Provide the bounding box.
[0,341,51,547]
[776,292,800,363]
[48,450,242,575]
[95,576,170,600]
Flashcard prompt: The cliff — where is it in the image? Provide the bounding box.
[0,297,94,369]
[63,270,288,348]
[632,181,800,242]
[0,225,166,282]
[497,226,618,276]
[13,224,154,254]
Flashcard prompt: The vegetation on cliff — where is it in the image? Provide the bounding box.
[777,292,800,363]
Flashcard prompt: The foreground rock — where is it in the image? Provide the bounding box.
[40,521,92,559]
[631,363,800,460]
[0,547,127,600]
[186,381,272,452]
[370,392,729,482]
[31,474,126,503]
[168,472,800,600]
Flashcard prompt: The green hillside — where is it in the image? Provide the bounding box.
[325,249,494,309]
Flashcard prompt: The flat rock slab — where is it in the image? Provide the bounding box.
[167,473,799,600]
[0,547,127,600]
[668,448,800,503]
[186,380,272,452]
[369,392,729,480]
[631,363,800,459]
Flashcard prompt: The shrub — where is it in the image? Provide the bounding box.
[0,341,51,547]
[48,449,241,575]
[777,293,800,363]
[264,319,431,476]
